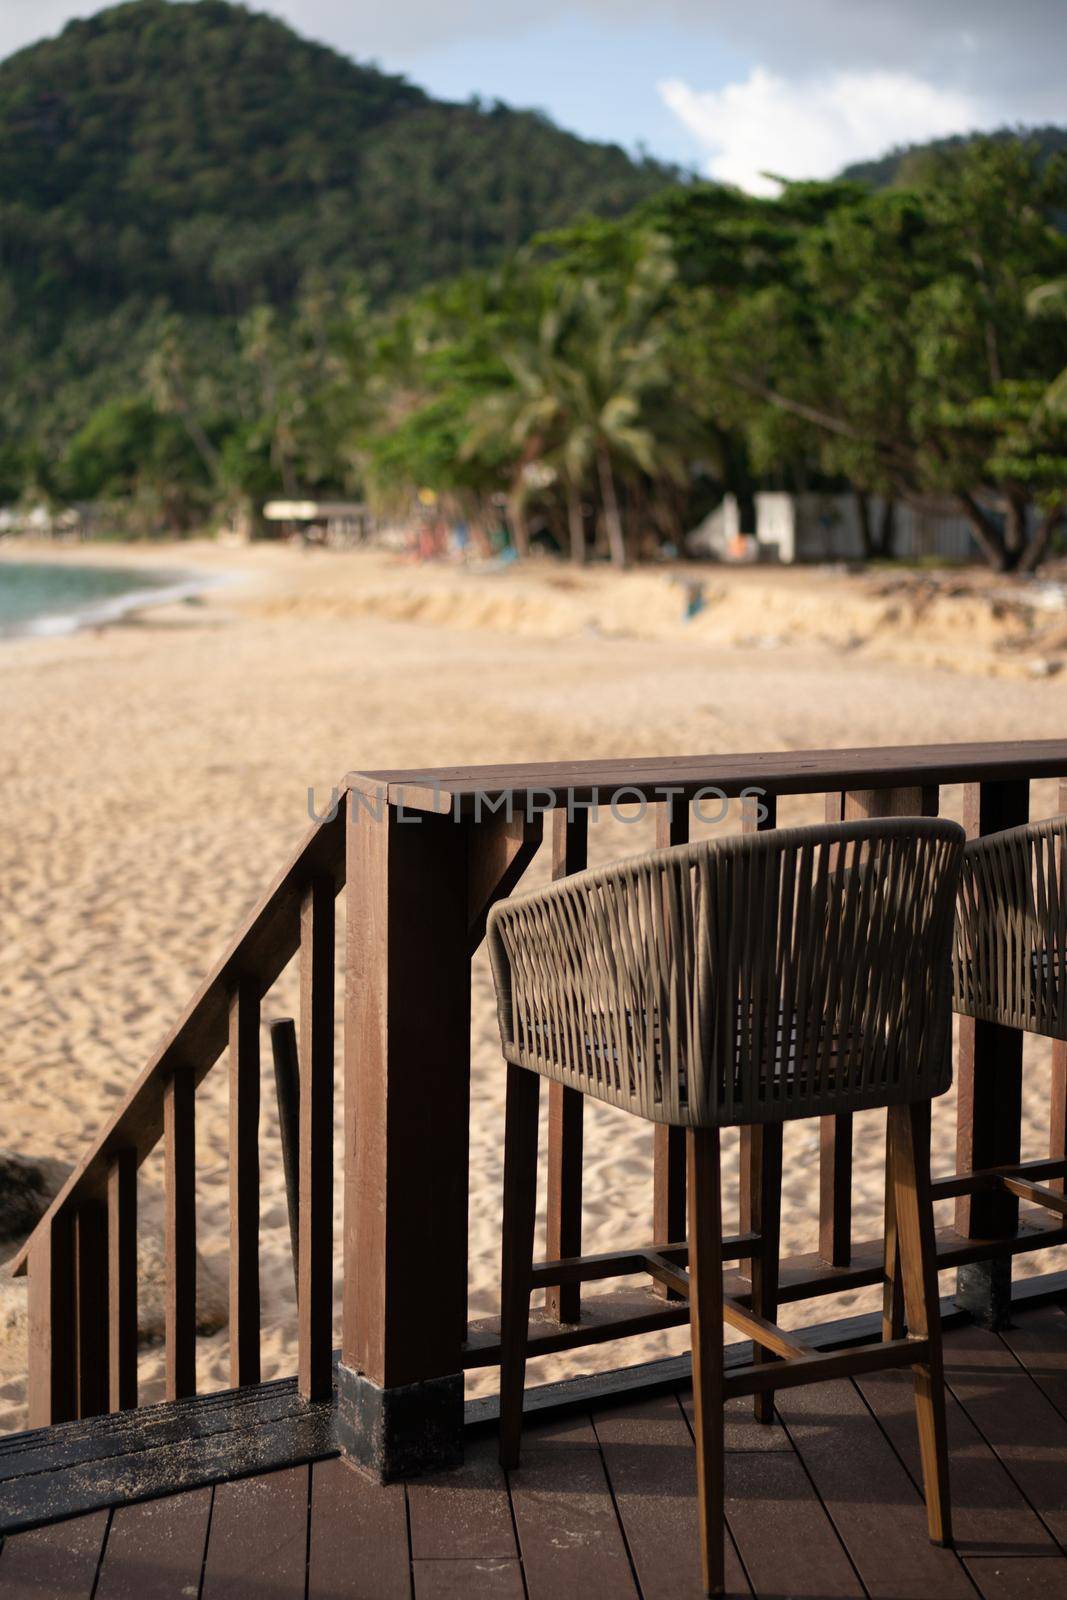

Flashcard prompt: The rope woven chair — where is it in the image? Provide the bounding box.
[951,813,1067,1233]
[488,816,964,1597]
[954,815,1067,1039]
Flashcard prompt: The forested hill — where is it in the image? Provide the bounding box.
[841,125,1067,189]
[0,0,677,318]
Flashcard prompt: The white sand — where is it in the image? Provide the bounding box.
[1,540,1065,1431]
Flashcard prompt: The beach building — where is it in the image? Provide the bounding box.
[690,491,990,563]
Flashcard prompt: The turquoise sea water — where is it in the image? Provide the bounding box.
[0,559,198,637]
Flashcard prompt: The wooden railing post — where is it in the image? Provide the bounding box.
[651,794,690,1298]
[545,808,588,1325]
[26,1215,76,1428]
[955,778,1030,1328]
[338,785,539,1479]
[340,792,468,1476]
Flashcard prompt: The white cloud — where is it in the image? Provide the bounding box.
[659,68,982,194]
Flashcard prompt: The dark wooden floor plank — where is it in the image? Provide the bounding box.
[679,1386,793,1453]
[682,1376,838,1598]
[508,1409,638,1599]
[7,1303,1067,1600]
[0,1508,109,1599]
[858,1366,1066,1564]
[945,1321,1067,1552]
[594,1392,752,1599]
[966,1555,1067,1598]
[1000,1302,1067,1419]
[776,1378,973,1598]
[412,1557,523,1599]
[407,1435,515,1562]
[516,1409,602,1454]
[726,1451,864,1598]
[307,1457,409,1600]
[95,1488,211,1600]
[979,1532,1067,1596]
[201,1465,308,1600]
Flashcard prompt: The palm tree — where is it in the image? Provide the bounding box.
[462,286,587,559]
[464,238,694,568]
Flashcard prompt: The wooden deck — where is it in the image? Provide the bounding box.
[2,1302,1067,1598]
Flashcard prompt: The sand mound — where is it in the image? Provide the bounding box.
[248,552,1067,681]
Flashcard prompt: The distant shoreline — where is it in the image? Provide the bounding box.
[0,545,232,640]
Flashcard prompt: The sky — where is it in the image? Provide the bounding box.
[2,0,1065,192]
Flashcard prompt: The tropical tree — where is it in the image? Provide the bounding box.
[682,142,1067,570]
[145,317,224,490]
[464,237,696,566]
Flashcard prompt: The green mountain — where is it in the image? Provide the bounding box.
[841,125,1067,189]
[0,0,676,317]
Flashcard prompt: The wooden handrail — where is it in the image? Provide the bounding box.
[349,738,1067,813]
[13,804,345,1279]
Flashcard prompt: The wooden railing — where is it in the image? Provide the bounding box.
[15,739,1067,1485]
[12,805,346,1423]
[338,742,1067,1475]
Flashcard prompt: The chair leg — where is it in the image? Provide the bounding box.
[499,1064,540,1472]
[687,1127,726,1597]
[748,1123,783,1423]
[882,1131,906,1342]
[888,1100,952,1548]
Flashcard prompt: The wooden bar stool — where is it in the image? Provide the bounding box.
[488,816,964,1596]
[953,814,1067,1216]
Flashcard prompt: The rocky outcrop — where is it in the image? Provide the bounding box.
[0,1151,68,1243]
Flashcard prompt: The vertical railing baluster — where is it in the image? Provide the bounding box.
[299,876,334,1401]
[1049,779,1067,1196]
[955,778,1030,1326]
[107,1150,138,1413]
[818,1113,854,1267]
[738,792,778,1286]
[545,808,588,1325]
[229,979,261,1388]
[164,1070,197,1400]
[74,1201,109,1419]
[818,792,856,1268]
[26,1214,76,1427]
[1052,1040,1067,1198]
[652,794,689,1299]
[269,1017,302,1288]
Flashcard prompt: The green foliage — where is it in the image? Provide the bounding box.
[0,0,673,317]
[841,126,1067,191]
[663,139,1067,567]
[0,0,676,490]
[56,394,213,531]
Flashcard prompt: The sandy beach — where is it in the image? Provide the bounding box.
[2,538,1066,1432]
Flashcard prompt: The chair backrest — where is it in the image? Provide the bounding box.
[953,815,1067,1039]
[488,816,964,1128]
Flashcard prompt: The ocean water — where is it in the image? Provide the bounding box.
[0,558,201,638]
